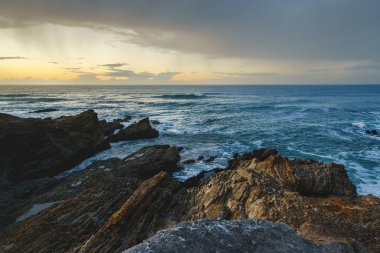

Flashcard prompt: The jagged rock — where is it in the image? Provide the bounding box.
[125,219,359,253]
[0,110,110,182]
[29,108,59,113]
[151,120,160,125]
[99,119,124,136]
[197,155,204,161]
[0,145,181,253]
[123,115,132,122]
[107,118,159,143]
[1,147,379,252]
[78,148,378,252]
[366,129,379,137]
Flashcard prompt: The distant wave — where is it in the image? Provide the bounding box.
[154,94,207,99]
[0,93,30,98]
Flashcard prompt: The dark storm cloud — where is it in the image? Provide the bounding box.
[1,0,380,60]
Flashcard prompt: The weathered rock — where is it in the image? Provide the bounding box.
[29,108,59,113]
[151,120,160,125]
[0,145,181,253]
[125,219,359,253]
[1,147,379,253]
[107,117,159,142]
[78,148,378,252]
[197,155,204,161]
[0,110,110,182]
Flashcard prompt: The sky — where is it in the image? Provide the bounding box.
[0,0,380,85]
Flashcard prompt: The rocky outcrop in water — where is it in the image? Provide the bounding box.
[0,110,110,182]
[366,129,380,137]
[28,108,59,113]
[125,219,358,253]
[106,117,159,142]
[1,147,379,252]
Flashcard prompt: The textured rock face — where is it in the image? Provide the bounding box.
[79,149,378,252]
[1,147,379,252]
[0,110,110,182]
[107,117,159,142]
[0,145,181,253]
[125,219,357,253]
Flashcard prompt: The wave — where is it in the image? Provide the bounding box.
[0,93,30,98]
[154,94,207,99]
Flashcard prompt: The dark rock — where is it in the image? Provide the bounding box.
[197,155,204,161]
[29,108,59,113]
[0,145,181,252]
[107,117,159,143]
[366,129,379,136]
[99,119,124,136]
[183,159,196,164]
[125,219,359,253]
[0,110,110,182]
[151,120,160,125]
[123,115,132,122]
[204,156,216,163]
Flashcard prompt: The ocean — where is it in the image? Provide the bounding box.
[1,85,379,196]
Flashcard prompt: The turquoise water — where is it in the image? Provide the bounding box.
[1,85,379,196]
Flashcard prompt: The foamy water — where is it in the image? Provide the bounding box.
[1,85,379,196]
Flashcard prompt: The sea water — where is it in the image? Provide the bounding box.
[1,85,379,196]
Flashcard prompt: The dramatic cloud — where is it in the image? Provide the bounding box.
[1,1,379,84]
[1,0,380,61]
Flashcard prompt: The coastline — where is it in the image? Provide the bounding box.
[0,110,379,252]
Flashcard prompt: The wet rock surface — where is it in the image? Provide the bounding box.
[0,145,181,252]
[366,129,379,137]
[125,219,359,253]
[0,110,110,182]
[106,117,159,142]
[0,146,379,252]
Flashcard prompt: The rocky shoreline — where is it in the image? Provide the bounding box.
[0,110,379,253]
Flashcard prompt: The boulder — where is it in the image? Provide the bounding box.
[125,219,359,253]
[107,117,159,142]
[0,110,110,182]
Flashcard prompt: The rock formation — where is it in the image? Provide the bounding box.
[0,145,181,253]
[366,129,379,137]
[0,110,110,182]
[125,219,358,253]
[28,108,59,113]
[106,117,159,142]
[0,147,379,252]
